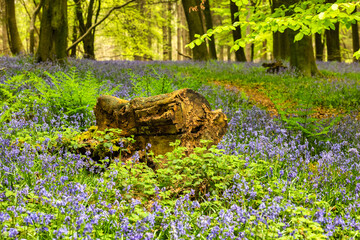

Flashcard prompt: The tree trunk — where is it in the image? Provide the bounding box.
[70,17,78,58]
[36,0,68,62]
[315,32,324,61]
[182,0,209,60]
[162,2,172,60]
[177,2,182,60]
[272,30,290,61]
[289,31,318,76]
[325,22,341,61]
[162,23,168,60]
[167,2,172,60]
[74,0,96,59]
[271,0,290,61]
[261,40,267,61]
[30,0,42,54]
[5,0,24,55]
[283,0,318,76]
[230,0,246,62]
[219,45,224,60]
[227,45,231,61]
[352,9,359,62]
[0,0,9,54]
[203,0,217,59]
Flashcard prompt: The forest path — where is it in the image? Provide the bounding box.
[208,80,349,120]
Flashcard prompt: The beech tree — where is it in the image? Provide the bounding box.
[182,0,209,60]
[230,0,246,61]
[271,0,290,61]
[36,0,68,62]
[286,0,318,76]
[352,8,359,62]
[325,0,341,61]
[189,0,360,76]
[204,0,217,59]
[315,32,324,61]
[74,0,101,59]
[0,0,9,54]
[29,0,42,54]
[5,0,24,55]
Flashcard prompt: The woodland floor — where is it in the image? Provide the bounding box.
[211,80,353,120]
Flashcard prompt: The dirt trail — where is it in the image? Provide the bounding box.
[211,81,350,119]
[212,81,278,116]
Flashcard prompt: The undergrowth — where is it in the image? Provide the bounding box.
[0,57,359,239]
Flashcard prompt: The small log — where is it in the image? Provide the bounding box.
[262,61,287,73]
[93,88,228,157]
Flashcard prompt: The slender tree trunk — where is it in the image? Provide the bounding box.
[272,0,290,61]
[325,22,341,61]
[230,0,246,62]
[352,9,359,62]
[324,0,340,62]
[36,0,68,62]
[147,8,153,60]
[181,0,209,60]
[70,14,78,57]
[30,0,42,54]
[5,0,24,55]
[180,4,191,59]
[168,2,172,60]
[219,45,224,60]
[162,20,169,60]
[203,0,216,59]
[162,2,172,60]
[75,0,96,59]
[0,0,9,54]
[261,40,267,61]
[315,32,324,61]
[176,2,182,60]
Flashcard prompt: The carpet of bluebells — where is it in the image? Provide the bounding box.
[1,56,360,239]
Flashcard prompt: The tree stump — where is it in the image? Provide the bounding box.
[93,88,228,157]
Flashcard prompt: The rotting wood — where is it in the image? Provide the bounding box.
[93,88,228,161]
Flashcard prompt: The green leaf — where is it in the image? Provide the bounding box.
[232,45,240,52]
[354,50,360,59]
[294,32,304,42]
[194,39,203,46]
[347,4,356,15]
[238,40,246,48]
[188,42,195,49]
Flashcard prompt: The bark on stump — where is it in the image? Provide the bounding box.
[93,88,228,157]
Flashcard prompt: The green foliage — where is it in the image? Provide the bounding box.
[0,73,41,122]
[188,1,360,59]
[0,68,117,128]
[130,67,175,97]
[39,68,118,126]
[154,140,245,197]
[71,126,135,163]
[102,140,246,202]
[272,92,342,146]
